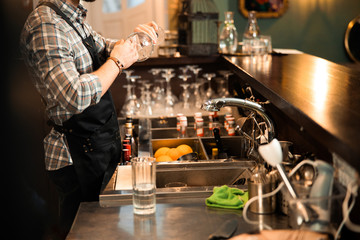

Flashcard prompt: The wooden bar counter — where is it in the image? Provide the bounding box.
[222,54,360,172]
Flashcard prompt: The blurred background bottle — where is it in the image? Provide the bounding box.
[242,11,262,54]
[219,11,238,54]
[243,11,261,40]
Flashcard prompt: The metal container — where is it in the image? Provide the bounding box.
[248,180,275,214]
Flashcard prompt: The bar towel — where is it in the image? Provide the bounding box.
[206,185,248,209]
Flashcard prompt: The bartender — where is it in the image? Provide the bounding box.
[20,0,158,236]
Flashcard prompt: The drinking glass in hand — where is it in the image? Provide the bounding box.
[127,26,164,62]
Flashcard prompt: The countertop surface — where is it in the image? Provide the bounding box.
[223,54,360,170]
[67,199,288,240]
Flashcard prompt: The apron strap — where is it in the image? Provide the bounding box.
[40,2,101,69]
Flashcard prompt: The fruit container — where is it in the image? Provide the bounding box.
[151,138,208,161]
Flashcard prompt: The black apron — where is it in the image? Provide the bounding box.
[42,2,121,200]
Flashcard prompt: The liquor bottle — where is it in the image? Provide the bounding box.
[125,116,137,157]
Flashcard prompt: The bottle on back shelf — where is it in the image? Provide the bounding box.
[212,148,219,160]
[122,139,131,165]
[219,11,238,54]
[224,113,233,131]
[179,116,188,138]
[125,116,137,158]
[196,117,204,137]
[227,117,235,136]
[176,113,184,132]
[194,112,202,130]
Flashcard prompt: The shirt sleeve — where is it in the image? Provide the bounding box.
[86,22,118,57]
[26,20,103,117]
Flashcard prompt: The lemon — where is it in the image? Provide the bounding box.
[176,144,193,156]
[154,147,170,158]
[166,148,183,161]
[156,155,173,162]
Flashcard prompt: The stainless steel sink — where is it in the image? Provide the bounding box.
[100,160,255,207]
[156,160,256,188]
[100,117,256,207]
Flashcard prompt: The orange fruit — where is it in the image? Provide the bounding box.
[156,155,173,162]
[154,147,170,158]
[176,144,193,156]
[166,148,183,160]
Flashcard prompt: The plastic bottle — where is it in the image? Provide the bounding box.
[227,117,235,136]
[224,113,233,131]
[196,117,204,137]
[179,116,188,138]
[176,113,184,132]
[219,11,238,54]
[194,112,202,130]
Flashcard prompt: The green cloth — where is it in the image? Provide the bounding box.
[205,185,248,209]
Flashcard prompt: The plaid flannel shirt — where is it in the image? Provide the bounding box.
[20,0,117,170]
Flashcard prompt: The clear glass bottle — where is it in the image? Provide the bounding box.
[219,11,238,54]
[242,11,261,54]
[243,11,260,40]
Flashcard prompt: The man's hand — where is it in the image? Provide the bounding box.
[110,39,138,69]
[133,21,159,44]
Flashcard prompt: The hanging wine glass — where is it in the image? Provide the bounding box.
[161,70,177,116]
[216,78,230,98]
[179,66,189,75]
[152,79,166,116]
[121,75,141,116]
[190,66,202,82]
[123,69,134,79]
[178,74,191,102]
[191,82,202,109]
[137,79,149,107]
[218,70,232,98]
[203,73,216,99]
[141,83,153,116]
[180,83,191,114]
[218,70,233,81]
[161,70,178,103]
